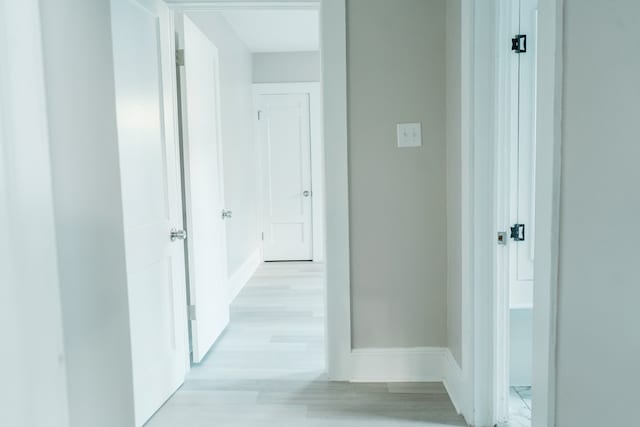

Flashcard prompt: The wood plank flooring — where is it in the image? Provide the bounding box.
[147,262,467,426]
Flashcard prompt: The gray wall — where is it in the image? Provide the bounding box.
[556,1,640,424]
[253,51,321,83]
[445,0,463,366]
[347,0,447,349]
[187,12,260,277]
[39,0,136,425]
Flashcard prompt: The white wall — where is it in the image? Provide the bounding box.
[38,0,136,425]
[347,0,447,348]
[555,1,640,425]
[446,0,463,367]
[0,1,69,425]
[187,12,261,278]
[253,51,321,83]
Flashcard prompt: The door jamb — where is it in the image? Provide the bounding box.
[252,82,325,264]
[164,0,351,381]
[465,0,563,426]
[494,0,520,422]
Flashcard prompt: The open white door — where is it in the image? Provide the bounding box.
[110,0,188,425]
[178,15,230,363]
[510,0,538,308]
[258,93,314,261]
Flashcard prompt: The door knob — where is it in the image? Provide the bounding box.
[170,228,187,241]
[221,210,233,219]
[303,190,311,197]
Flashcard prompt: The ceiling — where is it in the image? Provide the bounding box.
[219,9,319,53]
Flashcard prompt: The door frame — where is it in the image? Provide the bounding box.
[253,82,324,263]
[463,0,564,426]
[494,0,520,421]
[165,0,351,381]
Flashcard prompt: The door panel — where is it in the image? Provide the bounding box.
[110,0,188,425]
[259,94,313,261]
[510,0,538,307]
[179,15,229,363]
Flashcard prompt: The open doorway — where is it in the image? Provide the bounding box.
[496,0,538,425]
[145,4,327,426]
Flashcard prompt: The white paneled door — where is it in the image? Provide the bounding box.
[178,15,230,363]
[110,0,188,425]
[258,94,314,261]
[510,0,538,307]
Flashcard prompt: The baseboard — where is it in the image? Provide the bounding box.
[228,249,261,303]
[350,347,447,383]
[443,349,469,422]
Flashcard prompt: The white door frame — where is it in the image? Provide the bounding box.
[165,0,351,381]
[463,0,564,426]
[253,82,324,263]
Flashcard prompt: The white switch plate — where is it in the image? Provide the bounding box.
[396,122,422,148]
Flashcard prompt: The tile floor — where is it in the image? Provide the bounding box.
[146,262,467,426]
[508,386,532,427]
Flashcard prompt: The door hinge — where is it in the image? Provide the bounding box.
[257,110,262,120]
[511,34,527,53]
[188,304,197,320]
[261,232,264,241]
[510,224,525,241]
[176,49,185,66]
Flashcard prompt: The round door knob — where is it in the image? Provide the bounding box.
[221,210,233,219]
[303,190,311,197]
[170,228,187,241]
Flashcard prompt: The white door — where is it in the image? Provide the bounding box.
[178,15,230,363]
[110,1,188,425]
[258,94,314,261]
[510,0,538,307]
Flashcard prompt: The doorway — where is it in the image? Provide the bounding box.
[109,0,352,424]
[496,0,538,425]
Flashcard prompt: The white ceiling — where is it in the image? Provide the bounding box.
[219,10,319,53]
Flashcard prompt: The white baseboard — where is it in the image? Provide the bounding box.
[443,349,469,422]
[350,347,447,383]
[228,249,261,303]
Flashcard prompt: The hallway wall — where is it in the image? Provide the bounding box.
[253,51,321,83]
[347,0,447,349]
[38,0,136,425]
[555,1,640,425]
[187,12,261,280]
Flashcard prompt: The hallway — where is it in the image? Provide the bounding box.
[147,263,465,426]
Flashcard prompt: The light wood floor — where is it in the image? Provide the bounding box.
[147,262,467,426]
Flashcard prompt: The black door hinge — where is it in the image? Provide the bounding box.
[510,224,525,241]
[511,34,527,53]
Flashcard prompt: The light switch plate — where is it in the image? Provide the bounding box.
[397,122,422,148]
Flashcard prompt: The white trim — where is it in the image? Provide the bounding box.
[252,82,324,263]
[444,349,470,422]
[458,0,475,424]
[494,0,520,423]
[228,249,261,302]
[531,0,562,426]
[165,1,319,12]
[470,2,497,426]
[466,1,562,426]
[350,347,446,383]
[321,0,351,381]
